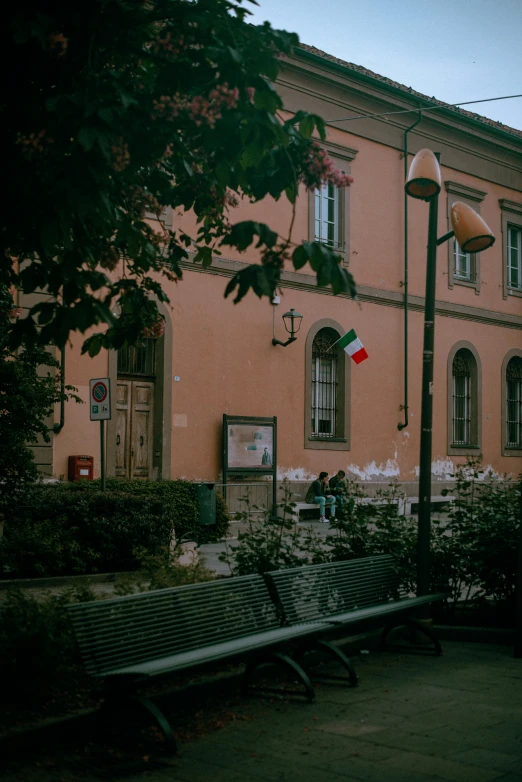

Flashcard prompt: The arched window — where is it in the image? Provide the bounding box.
[305,320,350,451]
[452,350,471,445]
[506,356,522,448]
[311,328,339,438]
[447,342,481,455]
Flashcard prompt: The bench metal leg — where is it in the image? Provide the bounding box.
[380,617,443,656]
[241,651,315,701]
[99,688,178,754]
[313,640,359,686]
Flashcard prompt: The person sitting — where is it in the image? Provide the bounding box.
[306,471,336,523]
[328,470,347,509]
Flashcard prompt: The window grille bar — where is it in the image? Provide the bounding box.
[311,329,339,439]
[452,353,471,445]
[117,339,156,377]
[506,358,522,447]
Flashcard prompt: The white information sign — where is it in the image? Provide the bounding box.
[89,378,111,421]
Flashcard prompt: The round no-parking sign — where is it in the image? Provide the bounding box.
[89,378,111,420]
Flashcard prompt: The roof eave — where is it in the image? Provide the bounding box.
[293,47,522,146]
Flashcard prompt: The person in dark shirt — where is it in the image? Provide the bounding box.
[329,470,347,510]
[305,471,336,522]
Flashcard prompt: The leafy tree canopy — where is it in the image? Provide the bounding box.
[2,0,355,355]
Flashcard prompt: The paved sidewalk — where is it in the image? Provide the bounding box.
[4,641,522,781]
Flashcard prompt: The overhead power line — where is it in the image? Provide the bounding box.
[327,93,522,124]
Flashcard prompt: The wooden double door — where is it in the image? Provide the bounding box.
[115,380,154,479]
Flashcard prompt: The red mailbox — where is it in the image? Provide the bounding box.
[68,455,94,482]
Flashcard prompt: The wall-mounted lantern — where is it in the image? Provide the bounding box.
[272,307,303,347]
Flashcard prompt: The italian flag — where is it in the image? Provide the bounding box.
[337,329,368,364]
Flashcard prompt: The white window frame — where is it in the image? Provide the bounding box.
[508,225,522,291]
[445,181,486,295]
[500,199,522,300]
[308,141,358,267]
[314,183,340,250]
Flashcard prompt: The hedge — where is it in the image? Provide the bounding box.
[0,479,230,578]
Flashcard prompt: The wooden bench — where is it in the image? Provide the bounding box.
[265,555,445,687]
[67,574,330,752]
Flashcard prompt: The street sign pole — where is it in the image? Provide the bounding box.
[100,420,106,491]
[89,378,111,489]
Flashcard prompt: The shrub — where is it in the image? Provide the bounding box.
[0,479,230,578]
[441,460,521,610]
[0,586,94,685]
[219,484,324,575]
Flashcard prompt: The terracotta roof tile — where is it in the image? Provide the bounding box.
[297,43,522,140]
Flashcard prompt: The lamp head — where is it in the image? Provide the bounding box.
[405,149,441,200]
[282,308,303,336]
[450,201,495,253]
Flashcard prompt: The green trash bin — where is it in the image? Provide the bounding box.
[196,483,216,526]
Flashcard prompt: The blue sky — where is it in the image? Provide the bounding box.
[249,0,522,131]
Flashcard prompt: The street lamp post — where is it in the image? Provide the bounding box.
[405,149,495,596]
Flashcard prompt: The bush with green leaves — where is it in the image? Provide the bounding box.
[440,459,521,610]
[219,484,325,575]
[0,585,94,685]
[0,479,230,578]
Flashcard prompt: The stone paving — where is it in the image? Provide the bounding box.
[4,641,522,782]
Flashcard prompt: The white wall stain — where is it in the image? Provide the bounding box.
[346,459,400,481]
[277,467,316,481]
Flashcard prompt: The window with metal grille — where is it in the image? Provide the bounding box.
[315,184,341,250]
[508,225,522,290]
[311,328,339,438]
[117,339,156,377]
[452,350,471,445]
[506,356,522,447]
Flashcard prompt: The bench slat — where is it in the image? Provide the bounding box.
[267,556,426,625]
[68,574,282,676]
[98,622,329,678]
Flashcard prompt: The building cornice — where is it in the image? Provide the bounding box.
[499,198,522,216]
[275,58,522,192]
[444,181,487,203]
[180,256,522,331]
[292,48,522,147]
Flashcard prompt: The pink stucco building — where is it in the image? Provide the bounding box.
[27,44,522,498]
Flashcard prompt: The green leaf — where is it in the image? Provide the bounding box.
[194,246,213,269]
[241,141,265,169]
[292,244,310,270]
[253,85,280,114]
[299,115,315,139]
[77,126,98,152]
[285,182,297,204]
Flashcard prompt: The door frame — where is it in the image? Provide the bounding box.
[107,303,172,480]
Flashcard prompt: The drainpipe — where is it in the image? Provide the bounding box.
[53,347,66,434]
[397,111,423,432]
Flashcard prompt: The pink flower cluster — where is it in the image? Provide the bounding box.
[224,190,239,208]
[302,142,354,191]
[7,307,22,319]
[49,32,68,57]
[99,245,120,272]
[127,185,162,218]
[143,318,165,339]
[152,31,186,57]
[111,138,130,171]
[16,129,54,160]
[152,83,239,128]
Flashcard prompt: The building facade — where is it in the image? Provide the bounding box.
[27,44,522,496]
